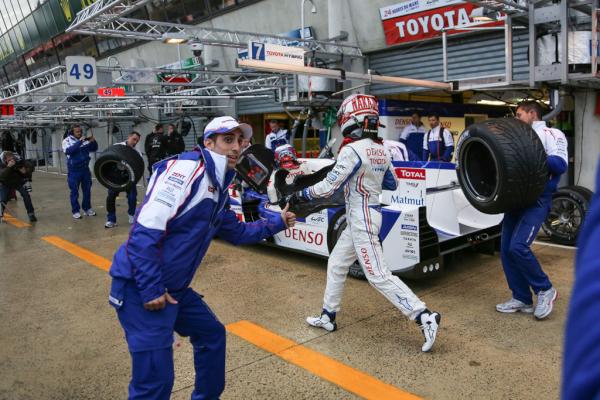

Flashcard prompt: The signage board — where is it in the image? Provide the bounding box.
[66,56,97,86]
[380,1,504,46]
[97,87,126,97]
[248,42,305,66]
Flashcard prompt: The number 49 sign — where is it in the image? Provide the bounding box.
[65,56,97,87]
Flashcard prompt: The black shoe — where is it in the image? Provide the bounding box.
[28,213,37,222]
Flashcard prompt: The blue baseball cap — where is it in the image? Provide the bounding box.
[203,116,253,140]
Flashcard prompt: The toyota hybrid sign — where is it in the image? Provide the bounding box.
[380,0,504,46]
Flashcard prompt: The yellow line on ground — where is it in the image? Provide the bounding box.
[3,212,31,228]
[227,320,422,400]
[41,235,111,272]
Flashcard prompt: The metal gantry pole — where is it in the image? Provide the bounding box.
[505,16,513,84]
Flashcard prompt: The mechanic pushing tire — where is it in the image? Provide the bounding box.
[94,144,144,192]
[456,118,548,215]
[542,185,592,246]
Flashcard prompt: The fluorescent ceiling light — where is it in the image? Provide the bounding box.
[162,32,188,44]
[477,99,507,106]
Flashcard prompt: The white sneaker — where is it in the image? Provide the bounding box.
[128,214,135,224]
[72,212,82,219]
[534,287,558,320]
[417,310,441,352]
[496,298,534,314]
[105,221,117,229]
[306,312,337,332]
[84,209,96,216]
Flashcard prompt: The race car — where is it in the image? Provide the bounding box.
[230,157,503,279]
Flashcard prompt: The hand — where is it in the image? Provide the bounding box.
[87,135,95,142]
[280,203,296,228]
[144,292,178,311]
[18,167,27,175]
[7,159,15,167]
[23,181,32,192]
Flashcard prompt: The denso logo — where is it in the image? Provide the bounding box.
[284,228,324,245]
[360,248,375,275]
[172,172,186,179]
[395,168,426,180]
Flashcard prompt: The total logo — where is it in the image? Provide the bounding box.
[284,227,324,245]
[395,168,426,180]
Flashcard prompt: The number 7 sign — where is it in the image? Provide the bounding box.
[65,56,97,87]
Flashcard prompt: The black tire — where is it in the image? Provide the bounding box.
[456,118,548,214]
[542,186,591,246]
[94,145,144,192]
[327,212,366,280]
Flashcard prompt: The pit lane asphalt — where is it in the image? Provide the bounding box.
[0,172,575,399]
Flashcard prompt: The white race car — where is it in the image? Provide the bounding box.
[230,158,503,279]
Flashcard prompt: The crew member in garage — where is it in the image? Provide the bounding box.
[399,111,426,160]
[165,123,185,157]
[422,114,454,162]
[62,124,98,219]
[104,131,142,229]
[496,101,568,319]
[108,116,296,400]
[144,123,167,174]
[265,119,289,151]
[291,94,442,352]
[563,161,600,399]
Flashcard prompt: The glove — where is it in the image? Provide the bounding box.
[23,181,32,193]
[283,190,308,210]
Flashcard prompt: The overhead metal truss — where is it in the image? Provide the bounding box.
[66,0,362,59]
[0,67,66,100]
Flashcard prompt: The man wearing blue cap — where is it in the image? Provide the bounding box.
[108,116,296,400]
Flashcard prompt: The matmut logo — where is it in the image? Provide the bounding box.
[395,168,426,180]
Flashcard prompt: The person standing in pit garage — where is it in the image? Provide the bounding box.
[104,131,142,229]
[164,123,185,158]
[562,160,600,399]
[496,101,568,319]
[291,94,441,352]
[423,114,454,162]
[265,119,289,151]
[108,116,296,400]
[144,123,167,174]
[62,124,98,219]
[399,111,426,161]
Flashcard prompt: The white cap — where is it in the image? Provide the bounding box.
[203,116,253,140]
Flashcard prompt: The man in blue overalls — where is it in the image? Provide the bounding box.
[108,116,296,400]
[496,101,568,319]
[62,124,98,219]
[422,114,454,162]
[399,111,426,161]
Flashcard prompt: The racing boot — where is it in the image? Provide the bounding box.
[416,309,441,352]
[306,309,337,332]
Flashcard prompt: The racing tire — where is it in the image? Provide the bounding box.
[327,213,366,280]
[456,118,548,215]
[541,186,591,246]
[94,145,144,192]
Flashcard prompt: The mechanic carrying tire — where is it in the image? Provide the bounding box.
[458,101,568,320]
[94,140,145,192]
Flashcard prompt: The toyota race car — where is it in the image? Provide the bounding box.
[230,157,503,279]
